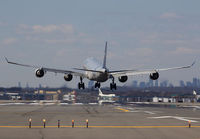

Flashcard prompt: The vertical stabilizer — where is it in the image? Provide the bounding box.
[193,90,197,95]
[103,42,107,68]
[98,88,103,96]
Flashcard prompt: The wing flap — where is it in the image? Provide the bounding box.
[43,67,86,77]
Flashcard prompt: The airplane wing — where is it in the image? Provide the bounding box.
[5,57,87,78]
[109,61,195,77]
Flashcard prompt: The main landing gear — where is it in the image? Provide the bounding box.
[110,78,116,90]
[95,82,101,88]
[78,77,85,89]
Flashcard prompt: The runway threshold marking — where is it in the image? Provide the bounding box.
[0,125,200,128]
[115,107,130,112]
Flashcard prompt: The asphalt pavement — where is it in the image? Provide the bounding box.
[0,104,199,139]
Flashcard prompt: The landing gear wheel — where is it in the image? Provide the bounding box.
[110,77,117,90]
[78,82,85,89]
[110,83,117,90]
[82,83,85,89]
[78,83,81,89]
[78,77,85,89]
[95,82,101,88]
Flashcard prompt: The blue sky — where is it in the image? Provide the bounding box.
[0,0,200,88]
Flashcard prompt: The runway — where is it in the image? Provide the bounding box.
[0,104,199,139]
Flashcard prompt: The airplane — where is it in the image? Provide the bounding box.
[98,88,115,97]
[5,42,195,90]
[98,88,117,105]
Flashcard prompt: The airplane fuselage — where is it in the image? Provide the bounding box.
[83,57,109,82]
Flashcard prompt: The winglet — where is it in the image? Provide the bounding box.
[98,88,103,96]
[3,57,38,68]
[4,57,9,63]
[182,59,196,69]
[191,60,196,67]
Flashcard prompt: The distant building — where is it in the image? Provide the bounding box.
[148,78,153,87]
[34,90,62,100]
[139,82,146,88]
[155,80,159,87]
[152,96,195,103]
[186,81,192,87]
[168,84,174,88]
[193,78,198,87]
[179,80,185,87]
[26,82,29,88]
[88,81,94,88]
[160,80,168,87]
[18,82,21,88]
[63,91,76,103]
[39,84,42,88]
[132,80,138,87]
[152,97,172,103]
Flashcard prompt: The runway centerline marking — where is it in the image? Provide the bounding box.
[115,107,156,114]
[115,107,130,112]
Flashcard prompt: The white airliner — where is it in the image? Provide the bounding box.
[98,88,115,97]
[5,42,195,90]
[98,88,116,105]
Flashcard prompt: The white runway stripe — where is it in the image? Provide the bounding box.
[144,111,155,114]
[149,116,199,123]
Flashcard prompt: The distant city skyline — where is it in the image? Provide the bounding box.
[0,0,200,88]
[9,77,200,89]
[131,77,200,88]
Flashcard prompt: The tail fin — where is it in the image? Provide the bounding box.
[99,88,103,96]
[103,42,107,68]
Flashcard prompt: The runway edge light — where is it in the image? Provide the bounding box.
[58,120,60,128]
[72,120,74,128]
[28,118,32,128]
[43,119,46,128]
[188,120,191,128]
[86,119,89,128]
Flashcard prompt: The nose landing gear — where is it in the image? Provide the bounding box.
[95,82,101,88]
[110,78,116,90]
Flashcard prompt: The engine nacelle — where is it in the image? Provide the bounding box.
[64,74,73,81]
[149,72,159,80]
[118,76,128,83]
[35,69,45,78]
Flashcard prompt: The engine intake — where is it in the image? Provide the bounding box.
[118,76,128,82]
[35,69,45,78]
[64,74,73,81]
[150,72,159,80]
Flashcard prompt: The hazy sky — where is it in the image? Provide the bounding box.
[0,0,200,88]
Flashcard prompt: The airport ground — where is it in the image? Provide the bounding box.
[0,103,199,139]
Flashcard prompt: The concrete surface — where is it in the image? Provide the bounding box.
[0,104,199,139]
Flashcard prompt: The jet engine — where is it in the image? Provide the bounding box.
[118,76,128,82]
[64,74,73,81]
[149,72,159,80]
[35,68,45,78]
